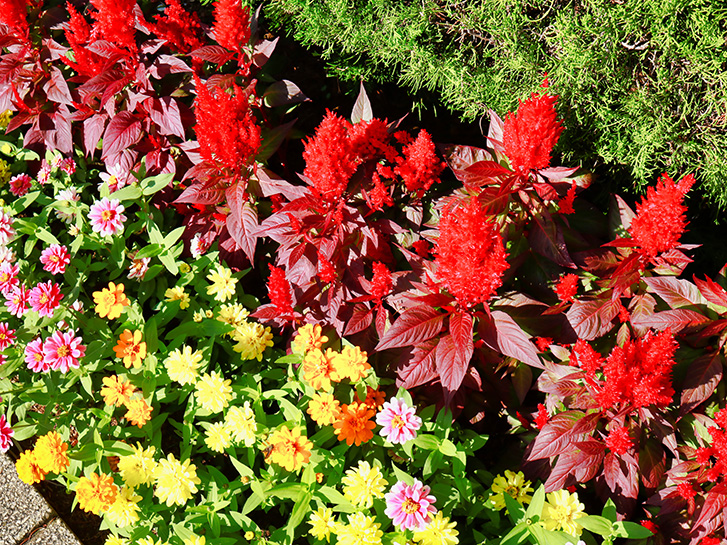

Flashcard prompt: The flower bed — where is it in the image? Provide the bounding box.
[0,2,725,545]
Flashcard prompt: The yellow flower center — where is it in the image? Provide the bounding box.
[391,415,406,430]
[39,293,49,304]
[56,345,70,357]
[402,498,420,514]
[101,210,115,221]
[50,255,59,263]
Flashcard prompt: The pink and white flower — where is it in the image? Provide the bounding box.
[0,211,15,245]
[190,233,209,259]
[25,338,48,373]
[5,284,29,317]
[40,244,71,275]
[43,330,85,373]
[60,158,76,175]
[99,163,131,193]
[88,197,126,236]
[28,281,64,317]
[0,262,19,296]
[37,160,51,185]
[385,479,437,531]
[50,154,63,169]
[0,322,16,350]
[376,397,422,444]
[9,174,32,197]
[127,257,150,280]
[0,246,15,263]
[0,415,13,453]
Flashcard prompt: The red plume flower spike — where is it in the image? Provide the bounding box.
[213,0,251,57]
[394,129,444,198]
[144,0,204,55]
[90,0,137,52]
[554,273,578,303]
[62,3,107,77]
[369,262,392,304]
[0,0,30,45]
[267,265,294,316]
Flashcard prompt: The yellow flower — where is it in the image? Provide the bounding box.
[335,513,383,545]
[217,303,249,329]
[489,470,533,510]
[412,512,459,545]
[292,324,328,354]
[34,431,70,474]
[331,345,370,382]
[541,489,586,537]
[165,286,190,309]
[268,426,312,472]
[244,532,255,541]
[105,536,129,545]
[105,485,141,527]
[194,371,233,413]
[204,421,232,453]
[0,159,10,184]
[184,536,206,545]
[302,348,342,391]
[15,449,47,484]
[309,507,339,542]
[225,401,257,446]
[193,310,205,322]
[206,264,237,301]
[138,538,168,545]
[164,345,203,385]
[307,392,341,426]
[231,320,274,361]
[0,110,12,130]
[92,282,130,320]
[153,453,201,506]
[124,398,152,428]
[118,444,157,488]
[100,375,136,407]
[341,460,387,509]
[76,472,118,514]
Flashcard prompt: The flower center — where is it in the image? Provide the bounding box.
[101,210,116,222]
[402,498,420,514]
[56,345,70,357]
[50,255,59,263]
[39,293,49,304]
[0,273,8,282]
[505,485,519,499]
[391,415,406,430]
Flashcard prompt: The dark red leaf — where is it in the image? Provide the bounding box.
[680,351,723,414]
[375,306,388,339]
[545,449,603,491]
[252,38,278,68]
[435,333,470,399]
[148,97,186,139]
[44,67,73,105]
[226,184,258,263]
[630,309,710,333]
[694,275,727,308]
[149,55,192,79]
[82,114,106,157]
[480,310,542,369]
[465,160,511,180]
[643,276,706,309]
[528,411,585,460]
[566,298,620,341]
[603,451,639,499]
[693,482,727,535]
[396,340,439,389]
[190,45,234,64]
[102,111,142,159]
[529,210,576,269]
[449,311,474,372]
[344,305,373,336]
[175,181,225,206]
[639,439,666,490]
[629,293,657,336]
[375,305,445,351]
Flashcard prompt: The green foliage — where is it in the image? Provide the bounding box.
[263,0,727,205]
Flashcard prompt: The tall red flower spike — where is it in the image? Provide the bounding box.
[370,262,392,304]
[267,265,294,316]
[628,172,695,258]
[90,0,137,52]
[144,0,204,55]
[1,0,30,45]
[502,86,564,173]
[435,197,509,308]
[394,129,444,198]
[212,0,251,57]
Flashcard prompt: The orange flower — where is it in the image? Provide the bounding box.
[15,450,47,484]
[268,427,312,471]
[112,329,147,369]
[101,375,136,407]
[302,348,341,391]
[359,386,386,410]
[292,324,328,353]
[333,402,376,446]
[124,398,152,428]
[332,345,370,382]
[76,472,118,514]
[34,431,70,474]
[92,282,130,320]
[307,392,341,426]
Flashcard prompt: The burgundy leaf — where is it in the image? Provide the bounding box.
[82,114,107,157]
[603,451,639,500]
[680,351,723,414]
[375,306,388,339]
[643,276,707,309]
[102,111,142,159]
[566,298,620,341]
[545,449,603,491]
[148,97,186,139]
[375,305,445,351]
[639,439,666,490]
[435,333,469,398]
[438,143,492,182]
[252,38,278,69]
[630,309,710,333]
[610,193,636,231]
[263,80,309,108]
[344,305,373,336]
[396,340,439,389]
[464,160,511,179]
[528,411,585,460]
[694,275,727,308]
[149,55,192,79]
[449,311,474,371]
[629,293,657,336]
[44,67,73,105]
[226,184,258,263]
[190,45,234,64]
[539,166,581,182]
[693,482,727,536]
[481,310,542,369]
[529,210,577,269]
[175,181,225,206]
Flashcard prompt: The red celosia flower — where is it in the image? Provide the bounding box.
[411,239,431,258]
[640,520,658,534]
[212,0,251,56]
[267,265,294,316]
[349,118,397,162]
[700,537,721,545]
[617,304,630,323]
[394,129,444,197]
[370,262,392,303]
[570,339,604,375]
[368,173,394,211]
[596,330,677,411]
[435,197,509,308]
[534,403,549,429]
[502,90,564,173]
[144,0,204,54]
[194,76,261,173]
[62,3,107,77]
[628,172,695,258]
[534,337,552,352]
[557,182,577,214]
[676,482,697,515]
[605,426,633,455]
[0,0,30,45]
[554,273,578,303]
[303,111,358,206]
[317,251,337,284]
[90,0,137,52]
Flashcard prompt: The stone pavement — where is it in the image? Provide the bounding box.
[0,452,83,545]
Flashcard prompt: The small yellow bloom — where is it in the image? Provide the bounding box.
[307,392,341,426]
[164,345,203,385]
[244,532,255,541]
[124,398,152,428]
[268,426,312,472]
[153,453,201,506]
[225,401,257,446]
[489,470,533,510]
[231,320,274,361]
[412,511,459,545]
[194,371,233,413]
[217,303,249,329]
[335,513,382,545]
[165,286,190,309]
[292,324,328,354]
[105,485,141,527]
[206,264,237,301]
[309,507,338,542]
[92,282,130,320]
[341,460,387,509]
[541,489,586,537]
[105,536,129,545]
[179,262,191,274]
[193,310,205,322]
[184,536,206,545]
[204,421,232,452]
[112,329,147,369]
[118,444,157,488]
[0,110,12,130]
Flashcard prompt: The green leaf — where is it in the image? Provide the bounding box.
[163,226,185,249]
[35,227,60,245]
[391,463,414,485]
[503,489,526,525]
[414,434,440,450]
[286,490,312,541]
[601,498,617,522]
[142,173,174,195]
[109,184,143,202]
[524,485,545,520]
[134,244,165,259]
[439,438,457,457]
[613,521,654,538]
[500,522,528,545]
[158,251,178,275]
[578,515,613,536]
[268,482,306,501]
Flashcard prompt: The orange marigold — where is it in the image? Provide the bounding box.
[307,392,341,426]
[359,386,386,410]
[302,348,342,391]
[15,450,47,485]
[268,427,312,471]
[34,431,70,474]
[76,472,118,514]
[292,324,328,354]
[333,402,376,446]
[331,345,370,382]
[101,375,136,407]
[124,398,152,428]
[92,282,130,320]
[113,329,147,369]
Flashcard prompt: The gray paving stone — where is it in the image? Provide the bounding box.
[0,452,54,545]
[24,517,83,545]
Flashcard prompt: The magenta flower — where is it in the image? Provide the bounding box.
[28,281,64,317]
[37,160,51,185]
[0,323,16,351]
[5,284,29,317]
[0,262,19,296]
[60,158,76,175]
[40,244,71,275]
[385,479,437,531]
[375,397,422,444]
[0,415,13,453]
[0,211,14,245]
[9,174,32,197]
[43,330,85,373]
[88,197,126,236]
[25,338,48,373]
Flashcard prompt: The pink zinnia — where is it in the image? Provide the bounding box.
[0,211,15,245]
[384,479,437,531]
[9,174,32,197]
[375,397,422,444]
[40,244,71,275]
[5,284,29,317]
[0,262,19,296]
[28,281,64,317]
[0,323,16,350]
[88,198,126,236]
[60,158,76,175]
[43,330,85,373]
[0,415,13,453]
[37,160,51,185]
[25,338,48,373]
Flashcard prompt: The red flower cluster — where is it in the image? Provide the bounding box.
[394,129,444,198]
[1,0,30,44]
[502,89,564,173]
[628,172,695,258]
[605,426,633,455]
[435,197,509,308]
[570,339,604,375]
[62,4,106,77]
[267,265,294,316]
[194,76,261,173]
[144,0,204,54]
[370,262,392,303]
[554,273,578,303]
[90,0,137,52]
[212,0,251,57]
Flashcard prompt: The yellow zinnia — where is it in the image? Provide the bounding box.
[164,345,203,385]
[153,453,201,506]
[341,460,387,508]
[118,444,157,488]
[194,371,233,413]
[206,264,237,301]
[541,489,586,537]
[489,470,533,510]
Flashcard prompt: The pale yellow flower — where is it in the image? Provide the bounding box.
[165,286,190,309]
[164,345,203,386]
[541,489,586,537]
[194,371,233,413]
[153,453,201,506]
[117,444,157,488]
[184,535,206,545]
[204,421,232,453]
[206,264,237,301]
[335,513,382,545]
[309,507,339,542]
[489,470,533,510]
[217,303,249,329]
[231,320,274,361]
[225,401,257,446]
[341,460,387,508]
[105,485,141,527]
[412,512,459,545]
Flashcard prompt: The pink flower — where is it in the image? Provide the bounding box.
[40,244,71,275]
[28,281,64,317]
[88,198,126,236]
[0,211,15,245]
[43,330,85,373]
[375,397,422,444]
[0,415,13,453]
[37,160,51,185]
[384,479,437,531]
[25,339,48,372]
[60,158,76,175]
[0,323,16,350]
[99,163,130,193]
[9,174,32,196]
[0,262,19,296]
[51,154,64,169]
[5,284,29,317]
[127,257,150,280]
